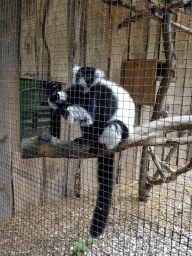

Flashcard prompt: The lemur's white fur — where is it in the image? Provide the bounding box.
[73,65,81,75]
[97,79,135,150]
[94,69,105,80]
[99,123,123,150]
[58,91,67,100]
[102,79,135,134]
[66,105,93,126]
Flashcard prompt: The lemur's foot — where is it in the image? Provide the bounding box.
[89,140,103,155]
[74,137,88,146]
[74,137,102,155]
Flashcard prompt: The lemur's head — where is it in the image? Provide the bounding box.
[48,91,67,110]
[73,66,105,91]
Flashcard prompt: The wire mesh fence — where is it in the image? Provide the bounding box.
[1,0,192,255]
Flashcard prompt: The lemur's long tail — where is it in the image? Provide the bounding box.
[90,154,114,238]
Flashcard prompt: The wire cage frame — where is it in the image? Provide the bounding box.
[1,0,192,255]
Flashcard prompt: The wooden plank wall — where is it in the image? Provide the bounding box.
[0,0,20,220]
[15,0,192,211]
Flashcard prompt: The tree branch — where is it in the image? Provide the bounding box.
[102,0,156,16]
[117,0,192,36]
[102,0,192,16]
[162,0,191,13]
[151,11,175,120]
[19,115,192,159]
[147,146,166,181]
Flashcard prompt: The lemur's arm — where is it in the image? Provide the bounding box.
[48,85,94,126]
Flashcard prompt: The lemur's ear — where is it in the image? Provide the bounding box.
[95,69,105,78]
[73,66,81,75]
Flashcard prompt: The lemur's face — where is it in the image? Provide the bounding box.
[75,67,96,89]
[73,66,105,92]
[48,91,66,110]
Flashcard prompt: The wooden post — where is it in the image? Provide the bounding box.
[139,0,175,201]
[0,0,20,219]
[64,0,80,197]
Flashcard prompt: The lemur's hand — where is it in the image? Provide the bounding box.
[48,90,69,111]
[55,99,67,107]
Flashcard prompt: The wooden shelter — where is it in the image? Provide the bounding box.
[1,0,192,217]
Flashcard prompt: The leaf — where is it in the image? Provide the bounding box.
[78,239,89,253]
[86,237,93,246]
[87,237,93,243]
[77,252,83,256]
[72,243,79,250]
[79,244,89,253]
[78,239,84,244]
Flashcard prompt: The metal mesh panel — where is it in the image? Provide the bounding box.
[1,0,192,255]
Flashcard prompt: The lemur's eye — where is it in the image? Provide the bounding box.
[86,77,90,81]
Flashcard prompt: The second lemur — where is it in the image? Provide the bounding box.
[48,66,135,238]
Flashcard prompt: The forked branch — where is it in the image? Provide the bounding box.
[146,144,192,186]
[147,158,192,185]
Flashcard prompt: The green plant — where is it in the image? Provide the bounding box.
[71,237,93,256]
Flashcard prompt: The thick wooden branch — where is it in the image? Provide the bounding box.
[19,115,192,159]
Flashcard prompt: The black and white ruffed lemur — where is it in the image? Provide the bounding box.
[48,66,135,238]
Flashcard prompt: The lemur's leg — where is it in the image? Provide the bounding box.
[99,120,129,150]
[74,125,100,154]
[74,121,105,154]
